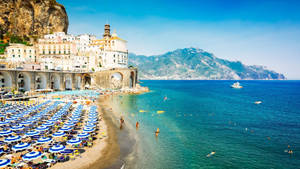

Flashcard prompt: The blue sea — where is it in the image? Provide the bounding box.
[112,80,300,169]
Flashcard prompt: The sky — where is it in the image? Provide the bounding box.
[58,0,300,79]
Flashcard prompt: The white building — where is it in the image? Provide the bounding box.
[5,43,36,63]
[90,24,128,69]
[76,34,96,52]
[37,32,77,71]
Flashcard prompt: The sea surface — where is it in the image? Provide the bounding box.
[112,80,300,169]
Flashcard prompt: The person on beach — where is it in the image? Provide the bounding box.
[136,122,139,129]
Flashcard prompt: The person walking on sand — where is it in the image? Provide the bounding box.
[136,122,139,129]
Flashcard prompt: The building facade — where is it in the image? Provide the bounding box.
[5,43,36,64]
[90,24,128,69]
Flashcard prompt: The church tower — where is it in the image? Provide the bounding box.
[103,24,111,38]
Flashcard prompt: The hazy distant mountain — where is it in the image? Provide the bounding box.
[128,47,286,80]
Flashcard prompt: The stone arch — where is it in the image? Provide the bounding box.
[35,73,47,89]
[65,74,72,90]
[0,72,12,89]
[75,75,81,90]
[111,72,123,89]
[17,72,31,92]
[50,74,60,90]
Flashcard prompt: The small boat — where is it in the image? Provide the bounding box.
[231,82,242,88]
[254,101,262,104]
[206,151,216,157]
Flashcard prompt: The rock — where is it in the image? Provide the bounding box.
[0,0,68,38]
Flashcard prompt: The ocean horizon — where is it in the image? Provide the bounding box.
[112,80,300,169]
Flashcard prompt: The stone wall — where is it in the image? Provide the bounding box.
[92,68,137,89]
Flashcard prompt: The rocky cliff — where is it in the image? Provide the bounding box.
[0,0,68,38]
[129,48,286,80]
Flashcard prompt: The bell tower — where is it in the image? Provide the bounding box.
[103,24,111,38]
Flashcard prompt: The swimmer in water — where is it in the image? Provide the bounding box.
[155,128,160,137]
[163,96,168,101]
[206,151,216,157]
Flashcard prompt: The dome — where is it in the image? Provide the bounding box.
[111,30,118,37]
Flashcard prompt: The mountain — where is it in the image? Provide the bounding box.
[0,0,68,38]
[128,48,286,80]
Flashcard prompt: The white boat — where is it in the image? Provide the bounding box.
[254,101,262,104]
[231,82,242,88]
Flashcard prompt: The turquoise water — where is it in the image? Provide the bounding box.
[113,80,300,169]
[50,90,100,97]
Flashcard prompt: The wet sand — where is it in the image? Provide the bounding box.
[90,95,137,169]
[86,96,121,169]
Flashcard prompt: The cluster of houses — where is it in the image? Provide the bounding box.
[0,24,128,72]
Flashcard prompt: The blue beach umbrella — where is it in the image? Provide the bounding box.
[22,151,42,161]
[0,159,10,168]
[61,149,74,154]
[49,144,65,153]
[77,132,90,138]
[4,135,22,142]
[60,126,72,131]
[12,142,31,151]
[20,121,32,125]
[43,122,54,127]
[52,131,65,137]
[0,121,9,126]
[11,125,25,131]
[67,137,82,145]
[25,131,40,137]
[85,124,96,128]
[64,122,75,127]
[0,130,12,136]
[48,119,58,122]
[86,121,97,125]
[83,127,95,133]
[37,137,52,144]
[88,118,98,122]
[35,126,49,131]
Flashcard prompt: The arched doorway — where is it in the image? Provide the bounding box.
[0,72,12,89]
[50,74,60,91]
[35,73,47,90]
[129,71,135,88]
[83,74,91,89]
[17,73,31,92]
[111,72,123,89]
[75,75,81,90]
[65,75,72,90]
